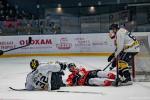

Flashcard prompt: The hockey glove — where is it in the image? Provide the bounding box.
[109,66,114,70]
[108,53,115,62]
[59,63,67,70]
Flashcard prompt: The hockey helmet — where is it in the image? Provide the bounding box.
[67,63,77,72]
[30,59,39,70]
[109,24,119,39]
[109,24,119,30]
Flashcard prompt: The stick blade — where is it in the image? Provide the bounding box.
[9,87,26,91]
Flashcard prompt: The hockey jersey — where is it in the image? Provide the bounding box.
[115,28,140,57]
[25,63,61,91]
[66,67,90,86]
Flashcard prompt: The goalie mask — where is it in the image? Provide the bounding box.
[30,59,39,70]
[67,63,77,72]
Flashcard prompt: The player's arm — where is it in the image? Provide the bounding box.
[115,30,125,57]
[25,72,35,90]
[66,73,81,86]
[66,75,74,86]
[39,63,61,73]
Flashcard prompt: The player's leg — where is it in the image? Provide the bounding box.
[120,52,138,81]
[88,78,115,86]
[50,72,65,90]
[97,71,116,79]
[123,52,138,80]
[118,59,132,84]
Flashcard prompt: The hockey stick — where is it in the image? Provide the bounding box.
[115,56,119,87]
[55,90,103,94]
[102,61,113,71]
[9,87,103,95]
[9,87,26,91]
[0,37,32,55]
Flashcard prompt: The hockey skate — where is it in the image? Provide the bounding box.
[119,79,133,86]
[112,78,133,86]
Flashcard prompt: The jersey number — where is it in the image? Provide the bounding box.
[35,75,48,89]
[128,33,136,41]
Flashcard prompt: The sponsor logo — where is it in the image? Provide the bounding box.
[0,41,14,45]
[74,37,91,52]
[0,41,16,50]
[75,37,91,47]
[20,39,52,45]
[56,37,72,49]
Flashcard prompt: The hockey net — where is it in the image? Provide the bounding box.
[134,34,150,82]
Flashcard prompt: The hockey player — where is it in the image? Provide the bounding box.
[66,63,116,86]
[25,59,66,91]
[108,24,140,85]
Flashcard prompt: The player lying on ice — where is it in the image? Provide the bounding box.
[65,63,116,86]
[25,59,66,91]
[65,63,134,86]
[25,59,116,91]
[25,59,133,91]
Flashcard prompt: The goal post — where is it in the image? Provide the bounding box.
[134,33,150,82]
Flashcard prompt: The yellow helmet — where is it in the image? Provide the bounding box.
[30,59,39,70]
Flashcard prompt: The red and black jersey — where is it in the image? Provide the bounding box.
[66,68,90,86]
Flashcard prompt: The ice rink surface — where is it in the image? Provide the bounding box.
[0,56,150,100]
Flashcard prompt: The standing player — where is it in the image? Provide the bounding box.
[108,24,140,85]
[66,63,116,86]
[25,59,66,91]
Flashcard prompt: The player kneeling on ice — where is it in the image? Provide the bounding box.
[25,59,66,91]
[66,63,116,86]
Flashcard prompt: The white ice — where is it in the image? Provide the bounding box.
[0,56,150,100]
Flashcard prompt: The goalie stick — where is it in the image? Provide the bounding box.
[0,37,32,55]
[9,87,103,95]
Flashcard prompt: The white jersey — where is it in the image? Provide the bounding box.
[115,28,140,57]
[25,63,61,91]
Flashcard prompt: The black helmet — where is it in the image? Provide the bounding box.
[67,63,76,72]
[109,24,119,30]
[30,59,39,70]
